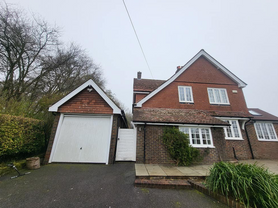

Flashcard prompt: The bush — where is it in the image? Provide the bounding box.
[0,114,45,160]
[162,127,200,166]
[206,162,278,208]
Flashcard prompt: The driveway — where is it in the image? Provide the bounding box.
[0,163,227,208]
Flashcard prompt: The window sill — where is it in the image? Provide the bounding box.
[179,102,194,104]
[190,145,215,148]
[209,103,230,106]
[258,139,278,142]
[225,138,244,141]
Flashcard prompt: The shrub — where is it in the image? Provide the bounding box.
[162,127,200,166]
[0,114,45,160]
[206,161,278,208]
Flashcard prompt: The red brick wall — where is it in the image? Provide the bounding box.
[43,113,60,164]
[58,88,113,114]
[135,125,251,164]
[246,123,278,159]
[135,94,148,103]
[142,57,249,114]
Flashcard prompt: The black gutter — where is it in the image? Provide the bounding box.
[244,119,255,159]
[133,121,229,126]
[143,123,146,163]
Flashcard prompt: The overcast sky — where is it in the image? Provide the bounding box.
[5,0,278,116]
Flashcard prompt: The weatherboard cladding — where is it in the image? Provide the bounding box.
[133,108,228,125]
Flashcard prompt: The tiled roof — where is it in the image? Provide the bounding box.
[133,108,229,125]
[133,78,165,91]
[248,108,278,121]
[208,111,252,118]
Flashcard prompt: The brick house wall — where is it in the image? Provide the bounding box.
[58,88,113,114]
[246,123,278,159]
[43,87,123,165]
[43,113,60,164]
[136,124,251,164]
[142,57,249,113]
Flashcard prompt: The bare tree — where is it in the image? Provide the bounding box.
[0,4,59,100]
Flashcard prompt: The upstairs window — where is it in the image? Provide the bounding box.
[254,122,278,141]
[178,86,193,103]
[222,120,242,140]
[179,127,213,147]
[207,88,229,105]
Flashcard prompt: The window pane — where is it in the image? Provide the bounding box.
[220,89,228,104]
[261,123,270,139]
[255,123,264,139]
[231,121,240,137]
[224,120,233,137]
[214,89,221,103]
[185,87,192,102]
[180,127,189,135]
[266,123,277,140]
[201,128,211,145]
[179,87,185,102]
[208,89,215,103]
[191,128,200,144]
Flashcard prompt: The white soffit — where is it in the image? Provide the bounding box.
[136,49,247,107]
[48,79,121,114]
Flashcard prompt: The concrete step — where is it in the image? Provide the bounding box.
[134,178,192,189]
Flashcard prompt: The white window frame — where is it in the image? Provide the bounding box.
[179,126,214,148]
[222,119,243,140]
[207,88,230,105]
[254,122,278,141]
[178,86,194,103]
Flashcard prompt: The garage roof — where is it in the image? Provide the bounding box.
[48,79,121,114]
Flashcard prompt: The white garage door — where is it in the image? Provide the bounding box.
[50,115,112,164]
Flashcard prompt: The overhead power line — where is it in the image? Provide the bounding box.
[122,0,153,78]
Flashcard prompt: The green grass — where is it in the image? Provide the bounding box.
[206,162,278,208]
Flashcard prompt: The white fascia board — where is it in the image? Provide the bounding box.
[132,122,228,128]
[48,79,121,114]
[136,50,247,107]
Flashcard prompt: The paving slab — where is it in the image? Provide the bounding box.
[160,165,184,176]
[135,164,149,176]
[145,164,167,176]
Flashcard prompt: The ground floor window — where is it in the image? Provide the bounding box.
[254,122,278,141]
[222,120,243,140]
[179,127,214,147]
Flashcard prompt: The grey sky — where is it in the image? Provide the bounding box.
[5,0,278,116]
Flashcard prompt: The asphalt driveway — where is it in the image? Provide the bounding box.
[0,163,227,208]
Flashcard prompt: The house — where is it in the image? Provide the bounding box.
[132,49,278,164]
[43,79,128,165]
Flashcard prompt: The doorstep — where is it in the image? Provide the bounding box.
[134,164,211,189]
[135,164,212,178]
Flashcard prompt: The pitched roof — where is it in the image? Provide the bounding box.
[208,110,252,118]
[248,108,278,121]
[136,49,247,107]
[133,78,165,91]
[48,79,121,114]
[133,108,229,126]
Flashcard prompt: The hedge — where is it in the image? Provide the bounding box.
[0,114,45,160]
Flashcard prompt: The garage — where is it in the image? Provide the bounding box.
[44,79,128,165]
[50,115,112,163]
